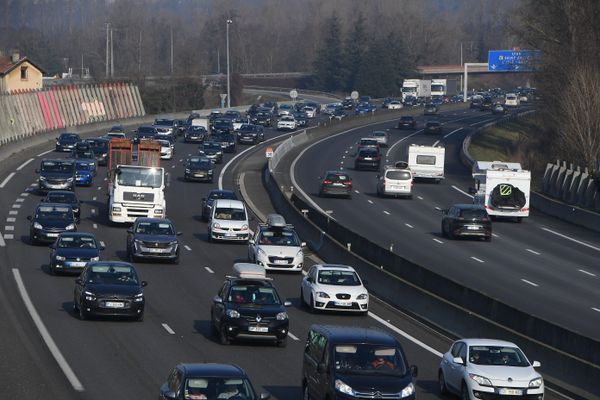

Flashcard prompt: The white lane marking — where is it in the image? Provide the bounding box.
[434,206,442,211]
[161,323,176,335]
[179,159,183,162]
[16,158,35,171]
[432,140,440,146]
[9,210,18,215]
[12,268,84,391]
[37,149,53,157]
[592,307,600,313]
[92,196,97,201]
[526,248,540,255]
[184,245,192,251]
[340,161,344,164]
[471,257,485,263]
[470,118,495,126]
[97,186,102,190]
[386,129,424,158]
[383,211,390,215]
[540,227,600,252]
[5,226,14,231]
[6,217,16,222]
[342,155,346,159]
[368,200,373,204]
[99,241,106,248]
[354,190,360,194]
[16,198,25,203]
[0,234,5,247]
[492,233,499,238]
[90,209,96,214]
[3,234,14,240]
[288,332,300,341]
[578,269,596,277]
[12,204,21,209]
[204,267,214,274]
[171,165,175,169]
[405,223,413,228]
[417,196,423,200]
[0,172,16,188]
[103,177,107,181]
[369,312,443,357]
[521,279,539,287]
[451,185,473,198]
[92,224,98,229]
[432,238,443,244]
[20,192,29,197]
[442,127,463,139]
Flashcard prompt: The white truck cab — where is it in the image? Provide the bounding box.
[408,144,445,182]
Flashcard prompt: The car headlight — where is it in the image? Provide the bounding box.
[112,206,121,212]
[56,141,60,145]
[33,222,43,229]
[65,224,76,230]
[213,223,221,229]
[241,224,248,231]
[357,293,368,300]
[316,292,330,298]
[55,255,66,261]
[295,249,303,258]
[335,380,354,396]
[39,176,47,181]
[185,169,191,173]
[90,256,100,262]
[276,312,288,320]
[67,177,74,182]
[257,247,267,257]
[469,373,493,387]
[84,290,96,301]
[529,377,543,388]
[226,309,240,318]
[133,292,144,302]
[400,382,415,398]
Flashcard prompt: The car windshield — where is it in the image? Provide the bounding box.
[258,228,300,246]
[183,377,256,400]
[209,191,236,200]
[116,167,162,188]
[58,236,97,249]
[317,270,361,286]
[400,117,413,121]
[76,162,92,171]
[41,161,74,173]
[189,126,206,133]
[60,134,79,141]
[360,139,378,146]
[229,285,281,305]
[334,344,407,375]
[37,206,72,219]
[135,221,175,235]
[46,192,77,203]
[189,159,212,169]
[138,127,156,134]
[202,143,221,151]
[460,209,488,219]
[214,207,246,221]
[87,265,139,285]
[469,346,530,367]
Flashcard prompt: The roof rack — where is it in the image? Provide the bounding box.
[226,263,271,280]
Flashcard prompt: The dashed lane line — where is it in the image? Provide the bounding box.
[417,196,423,200]
[92,197,97,201]
[3,234,14,240]
[432,238,443,244]
[451,185,473,198]
[9,210,18,215]
[492,233,499,238]
[16,198,25,202]
[205,267,214,274]
[161,323,176,335]
[97,186,102,190]
[578,269,596,277]
[16,158,35,171]
[92,224,98,229]
[354,190,360,194]
[5,226,14,231]
[540,227,600,252]
[20,192,29,197]
[12,204,21,209]
[6,217,16,223]
[521,279,539,287]
[405,223,413,228]
[470,257,485,263]
[592,307,600,313]
[383,211,390,215]
[184,245,192,251]
[0,234,5,247]
[368,200,373,204]
[526,249,541,255]
[287,332,300,341]
[36,149,53,157]
[0,172,16,188]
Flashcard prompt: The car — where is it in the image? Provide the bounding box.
[42,190,81,219]
[184,156,214,182]
[277,115,297,131]
[470,97,483,109]
[86,137,110,166]
[438,339,544,400]
[304,101,321,114]
[277,104,294,117]
[73,261,147,321]
[198,141,223,164]
[246,103,261,118]
[237,124,264,144]
[441,204,492,241]
[184,125,207,143]
[70,147,97,175]
[214,132,237,153]
[341,98,354,110]
[55,133,81,152]
[208,199,250,242]
[253,110,273,127]
[36,159,75,192]
[74,160,94,186]
[248,214,305,272]
[261,101,278,114]
[126,217,181,263]
[323,103,342,116]
[300,264,369,313]
[134,126,158,143]
[331,108,347,120]
[318,171,353,198]
[357,137,380,151]
[479,97,494,111]
[359,95,371,103]
[302,325,418,400]
[108,125,124,134]
[397,115,416,129]
[403,95,418,106]
[293,111,309,127]
[210,263,292,346]
[158,363,269,400]
[355,102,376,115]
[302,106,318,118]
[387,100,403,109]
[49,232,103,275]
[354,147,381,170]
[153,118,176,137]
[505,93,520,107]
[28,203,78,245]
[212,118,234,135]
[424,120,443,134]
[201,189,238,221]
[377,165,413,198]
[224,110,243,120]
[157,139,174,160]
[381,97,394,109]
[424,103,438,115]
[370,130,389,147]
[492,103,508,115]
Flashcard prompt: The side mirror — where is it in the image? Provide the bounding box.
[176,232,182,236]
[248,239,255,245]
[532,361,541,368]
[306,276,313,283]
[201,197,206,202]
[76,218,81,224]
[452,356,464,365]
[316,363,327,374]
[140,281,148,287]
[27,215,32,221]
[259,392,271,400]
[376,174,381,179]
[213,296,223,304]
[75,278,82,285]
[283,300,292,307]
[99,244,105,251]
[410,365,419,377]
[127,228,133,234]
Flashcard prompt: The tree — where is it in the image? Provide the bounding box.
[313,13,344,92]
[342,13,367,92]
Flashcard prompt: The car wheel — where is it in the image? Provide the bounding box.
[277,337,287,348]
[172,256,180,265]
[78,304,88,320]
[128,248,136,263]
[438,370,449,395]
[300,288,306,307]
[310,294,318,314]
[461,382,470,400]
[219,325,230,345]
[207,230,213,243]
[49,264,57,275]
[441,224,447,237]
[136,312,144,322]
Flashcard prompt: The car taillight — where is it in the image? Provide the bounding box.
[457,217,464,220]
[343,181,352,186]
[323,180,332,184]
[374,156,381,161]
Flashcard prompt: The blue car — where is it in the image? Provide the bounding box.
[75,160,94,186]
[354,102,376,115]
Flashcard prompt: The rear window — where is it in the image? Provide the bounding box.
[400,116,413,121]
[326,173,350,182]
[427,122,440,127]
[416,155,436,165]
[460,209,488,219]
[359,149,378,157]
[386,170,411,180]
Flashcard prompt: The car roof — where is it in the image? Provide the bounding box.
[134,217,174,224]
[58,232,95,238]
[310,325,398,346]
[313,264,357,272]
[46,190,76,196]
[37,202,73,209]
[325,170,349,176]
[458,338,518,348]
[179,363,247,378]
[213,199,245,209]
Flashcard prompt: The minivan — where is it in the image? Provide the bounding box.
[208,199,250,242]
[302,325,417,400]
[377,166,413,198]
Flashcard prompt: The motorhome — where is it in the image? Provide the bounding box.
[408,144,445,182]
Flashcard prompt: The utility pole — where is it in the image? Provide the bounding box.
[110,27,114,78]
[226,18,232,108]
[217,48,220,74]
[105,23,110,78]
[460,42,463,94]
[170,26,174,76]
[138,30,142,75]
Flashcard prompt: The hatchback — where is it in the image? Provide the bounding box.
[441,204,492,241]
[319,171,353,198]
[425,121,443,134]
[354,148,381,170]
[49,232,102,274]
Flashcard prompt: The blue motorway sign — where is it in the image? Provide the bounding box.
[488,50,540,72]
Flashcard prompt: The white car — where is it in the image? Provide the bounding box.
[157,139,173,160]
[208,199,250,242]
[105,132,126,140]
[300,264,369,313]
[370,130,389,147]
[439,339,544,400]
[248,214,304,272]
[277,115,297,131]
[302,106,317,118]
[505,93,520,107]
[377,166,413,198]
[387,100,403,109]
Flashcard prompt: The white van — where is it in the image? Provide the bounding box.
[208,199,250,242]
[408,144,445,182]
[505,93,520,107]
[376,164,413,198]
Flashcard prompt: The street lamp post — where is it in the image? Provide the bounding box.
[226,18,233,108]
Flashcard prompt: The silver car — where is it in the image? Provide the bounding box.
[370,130,389,147]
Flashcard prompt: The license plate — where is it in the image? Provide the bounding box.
[467,226,481,230]
[363,157,372,160]
[225,232,237,237]
[67,261,86,267]
[104,301,124,308]
[147,247,168,253]
[248,326,269,332]
[498,388,522,396]
[334,301,352,307]
[333,183,344,186]
[273,259,288,265]
[47,233,59,237]
[195,173,205,177]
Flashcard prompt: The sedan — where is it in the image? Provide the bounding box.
[492,104,508,115]
[397,116,416,129]
[73,261,147,321]
[184,125,207,143]
[126,218,181,263]
[42,190,81,220]
[49,232,103,275]
[318,171,352,198]
[277,115,297,131]
[198,141,223,164]
[28,204,77,245]
[370,130,389,147]
[424,104,438,115]
[74,160,94,186]
[184,156,214,182]
[201,189,237,221]
[387,100,403,109]
[425,121,443,134]
[439,339,544,400]
[300,264,369,313]
[55,133,81,152]
[354,148,381,170]
[441,204,492,241]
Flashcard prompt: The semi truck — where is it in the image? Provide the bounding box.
[407,144,445,182]
[107,139,167,224]
[471,161,531,221]
[402,79,432,102]
[431,79,446,97]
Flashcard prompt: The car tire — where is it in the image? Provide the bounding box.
[300,288,306,307]
[207,230,213,243]
[172,256,180,265]
[78,304,88,320]
[219,325,230,345]
[49,264,57,275]
[439,370,449,395]
[310,294,318,314]
[461,382,470,400]
[128,249,136,263]
[136,312,144,322]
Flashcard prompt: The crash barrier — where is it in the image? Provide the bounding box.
[266,109,599,399]
[0,82,145,146]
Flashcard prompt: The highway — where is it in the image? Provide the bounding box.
[292,106,600,341]
[0,101,569,400]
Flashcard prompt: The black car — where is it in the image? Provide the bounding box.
[214,132,237,153]
[293,111,309,127]
[354,148,381,170]
[246,103,261,118]
[73,261,147,321]
[441,204,492,241]
[55,133,81,152]
[302,325,418,400]
[261,101,278,113]
[319,171,353,198]
[210,264,291,346]
[28,203,78,245]
[159,363,269,400]
[397,116,416,129]
[49,232,103,275]
[224,110,243,120]
[403,96,418,107]
[424,103,438,115]
[134,126,158,143]
[202,189,237,221]
[184,156,214,182]
[126,218,181,263]
[479,97,494,111]
[212,118,233,135]
[470,97,483,109]
[492,103,508,115]
[237,124,264,145]
[198,141,223,164]
[424,120,443,134]
[332,108,347,120]
[86,138,110,166]
[42,190,81,219]
[184,125,207,143]
[253,111,273,127]
[36,159,75,192]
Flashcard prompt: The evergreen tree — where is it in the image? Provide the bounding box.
[342,13,367,92]
[313,13,344,92]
